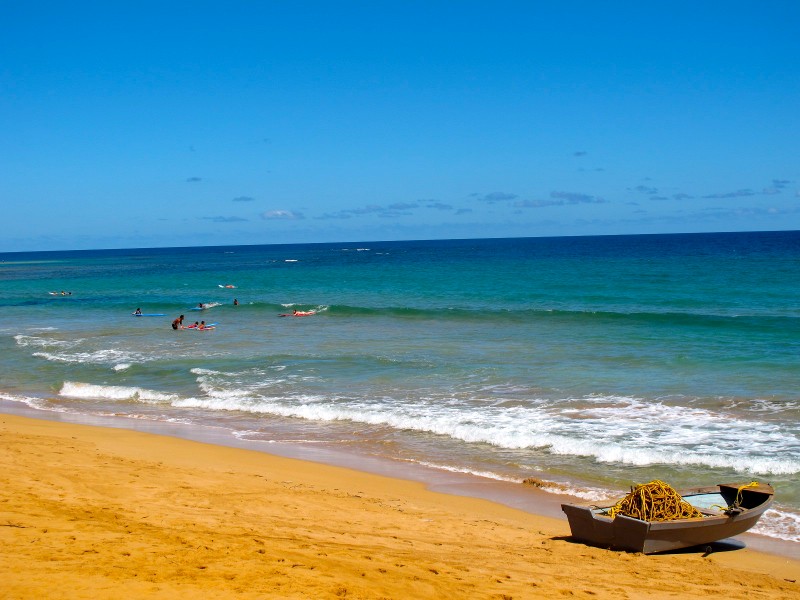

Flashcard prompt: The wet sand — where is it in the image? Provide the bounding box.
[1,413,798,599]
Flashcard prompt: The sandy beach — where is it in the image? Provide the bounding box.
[1,413,797,599]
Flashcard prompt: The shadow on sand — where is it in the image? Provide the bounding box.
[552,535,746,556]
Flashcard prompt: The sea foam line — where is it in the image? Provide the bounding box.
[33,349,147,365]
[50,370,800,478]
[14,334,82,349]
[173,385,800,476]
[60,381,178,403]
[0,392,67,412]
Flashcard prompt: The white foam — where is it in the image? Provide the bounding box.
[193,301,223,310]
[162,391,800,477]
[14,334,82,349]
[750,507,800,543]
[113,364,132,371]
[191,367,226,376]
[193,369,288,395]
[553,485,616,501]
[231,430,347,444]
[0,391,64,412]
[60,381,178,403]
[409,460,521,483]
[31,347,150,366]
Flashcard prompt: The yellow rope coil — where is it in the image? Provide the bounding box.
[606,480,704,521]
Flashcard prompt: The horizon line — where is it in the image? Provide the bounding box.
[2,228,798,257]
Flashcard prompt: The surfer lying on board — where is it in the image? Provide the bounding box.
[134,308,142,315]
[293,309,316,316]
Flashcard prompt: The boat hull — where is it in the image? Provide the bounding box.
[561,482,774,554]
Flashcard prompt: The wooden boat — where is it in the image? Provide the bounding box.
[561,482,774,554]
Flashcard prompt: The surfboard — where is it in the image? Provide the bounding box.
[187,322,218,329]
[132,313,165,317]
[279,312,316,317]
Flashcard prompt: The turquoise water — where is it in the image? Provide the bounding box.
[1,232,799,543]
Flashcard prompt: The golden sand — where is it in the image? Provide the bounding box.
[1,413,797,599]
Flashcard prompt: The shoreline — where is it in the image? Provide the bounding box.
[0,398,573,523]
[2,398,798,562]
[3,399,799,558]
[2,411,799,599]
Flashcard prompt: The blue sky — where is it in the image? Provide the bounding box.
[2,2,799,251]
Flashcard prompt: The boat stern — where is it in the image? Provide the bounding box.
[561,503,649,553]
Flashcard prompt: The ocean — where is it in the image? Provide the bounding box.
[1,231,798,546]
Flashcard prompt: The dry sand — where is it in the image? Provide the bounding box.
[1,413,798,599]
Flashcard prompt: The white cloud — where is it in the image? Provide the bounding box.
[261,210,304,220]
